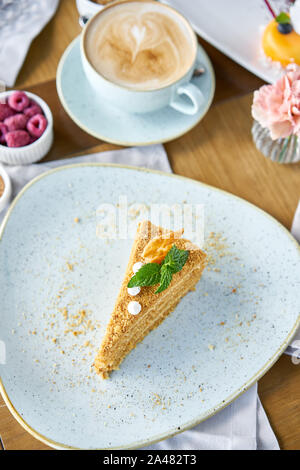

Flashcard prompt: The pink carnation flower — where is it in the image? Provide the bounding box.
[252,64,300,139]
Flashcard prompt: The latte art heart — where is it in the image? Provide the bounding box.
[85,2,196,91]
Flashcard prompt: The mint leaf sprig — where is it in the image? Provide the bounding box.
[275,12,290,24]
[128,245,189,294]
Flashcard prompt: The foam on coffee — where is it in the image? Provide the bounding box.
[84,1,196,90]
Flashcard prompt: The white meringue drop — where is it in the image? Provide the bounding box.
[128,301,141,315]
[132,262,144,273]
[127,286,141,296]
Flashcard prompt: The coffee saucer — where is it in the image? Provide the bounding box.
[56,37,215,146]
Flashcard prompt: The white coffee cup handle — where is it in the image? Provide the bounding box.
[170,83,203,115]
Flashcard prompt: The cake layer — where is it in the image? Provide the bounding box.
[94,265,205,377]
[94,220,207,378]
[95,266,203,367]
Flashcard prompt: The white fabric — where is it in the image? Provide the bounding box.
[0,0,59,87]
[291,200,300,244]
[286,200,300,355]
[0,144,279,450]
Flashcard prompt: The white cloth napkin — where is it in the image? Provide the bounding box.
[291,200,300,243]
[0,0,59,87]
[286,201,300,355]
[0,144,279,450]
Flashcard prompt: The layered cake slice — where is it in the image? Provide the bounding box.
[94,220,207,378]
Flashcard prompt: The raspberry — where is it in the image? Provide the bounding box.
[0,123,8,145]
[24,101,43,118]
[27,113,47,138]
[4,113,28,131]
[0,103,15,121]
[8,91,30,112]
[5,130,30,147]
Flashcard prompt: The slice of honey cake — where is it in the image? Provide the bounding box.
[94,220,207,378]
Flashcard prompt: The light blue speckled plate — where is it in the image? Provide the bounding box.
[0,164,299,449]
[56,37,215,145]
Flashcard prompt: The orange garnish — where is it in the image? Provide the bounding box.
[142,229,183,264]
[262,19,300,66]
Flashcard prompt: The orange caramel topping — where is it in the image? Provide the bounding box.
[142,229,184,264]
[262,19,300,66]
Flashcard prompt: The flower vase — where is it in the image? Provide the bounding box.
[252,120,300,164]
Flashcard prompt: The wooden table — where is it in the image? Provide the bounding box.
[0,0,299,450]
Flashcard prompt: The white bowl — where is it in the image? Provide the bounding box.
[76,0,106,20]
[0,164,12,213]
[0,91,53,165]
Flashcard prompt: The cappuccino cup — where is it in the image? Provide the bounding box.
[81,0,203,114]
